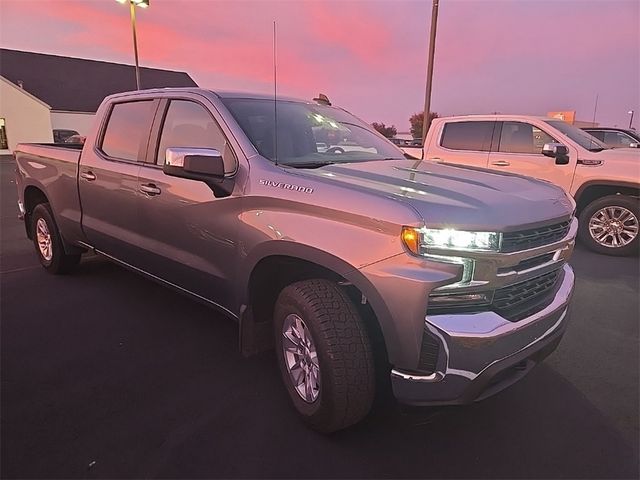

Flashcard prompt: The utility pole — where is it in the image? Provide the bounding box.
[421,0,440,144]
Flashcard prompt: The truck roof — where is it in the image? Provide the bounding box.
[103,87,311,105]
[437,114,561,122]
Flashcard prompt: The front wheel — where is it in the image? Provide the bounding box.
[274,279,375,433]
[578,195,639,256]
[31,203,81,274]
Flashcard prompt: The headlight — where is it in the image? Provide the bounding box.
[402,226,501,254]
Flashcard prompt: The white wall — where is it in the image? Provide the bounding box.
[51,111,96,136]
[0,76,53,153]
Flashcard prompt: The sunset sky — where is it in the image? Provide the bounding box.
[1,0,638,131]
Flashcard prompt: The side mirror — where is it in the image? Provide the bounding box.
[629,142,640,148]
[163,147,225,180]
[542,143,570,165]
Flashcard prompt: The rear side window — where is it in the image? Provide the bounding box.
[587,130,605,142]
[156,100,235,172]
[440,121,494,151]
[101,101,155,161]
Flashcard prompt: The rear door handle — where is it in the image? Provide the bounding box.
[140,183,161,196]
[491,160,511,167]
[80,171,96,181]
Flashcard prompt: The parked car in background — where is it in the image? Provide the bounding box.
[582,127,640,149]
[52,129,79,144]
[14,88,576,432]
[410,115,640,256]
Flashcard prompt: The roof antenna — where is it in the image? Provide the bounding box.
[273,20,278,166]
[589,93,599,150]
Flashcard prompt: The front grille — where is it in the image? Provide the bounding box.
[493,269,562,321]
[417,328,440,374]
[501,221,570,252]
[497,252,555,274]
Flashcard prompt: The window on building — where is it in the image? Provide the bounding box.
[101,101,155,161]
[156,100,235,172]
[440,121,495,151]
[0,118,8,150]
[499,122,556,154]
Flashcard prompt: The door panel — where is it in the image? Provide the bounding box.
[487,121,575,192]
[134,167,240,308]
[79,99,157,261]
[133,98,241,310]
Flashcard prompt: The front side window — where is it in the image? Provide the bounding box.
[440,121,494,151]
[498,122,556,154]
[156,100,235,173]
[101,101,155,161]
[603,131,636,148]
[221,98,404,167]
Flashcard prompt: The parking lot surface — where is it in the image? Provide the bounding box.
[1,155,638,478]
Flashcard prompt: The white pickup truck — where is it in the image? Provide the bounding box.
[403,115,640,256]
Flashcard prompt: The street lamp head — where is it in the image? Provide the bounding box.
[116,0,149,7]
[629,110,634,115]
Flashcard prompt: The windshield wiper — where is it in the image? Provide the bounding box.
[280,161,337,169]
[588,147,606,152]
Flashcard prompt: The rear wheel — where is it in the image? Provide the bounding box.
[274,279,375,433]
[31,203,81,274]
[578,195,639,256]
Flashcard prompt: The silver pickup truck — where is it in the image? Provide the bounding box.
[15,88,576,432]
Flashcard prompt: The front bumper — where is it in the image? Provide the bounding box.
[391,263,574,406]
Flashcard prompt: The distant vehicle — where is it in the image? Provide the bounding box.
[52,129,79,144]
[64,135,86,145]
[582,127,640,149]
[14,89,576,432]
[407,115,640,256]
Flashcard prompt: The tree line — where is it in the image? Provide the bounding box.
[372,111,439,139]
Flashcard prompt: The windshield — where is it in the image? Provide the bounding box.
[545,120,609,151]
[221,98,405,167]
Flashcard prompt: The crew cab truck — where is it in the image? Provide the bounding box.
[405,115,640,256]
[15,89,576,432]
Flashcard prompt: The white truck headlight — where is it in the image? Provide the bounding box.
[402,227,501,254]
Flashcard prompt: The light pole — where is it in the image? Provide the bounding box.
[116,0,149,90]
[628,110,635,129]
[421,0,440,144]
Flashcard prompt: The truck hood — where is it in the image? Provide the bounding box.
[586,147,640,162]
[295,159,573,231]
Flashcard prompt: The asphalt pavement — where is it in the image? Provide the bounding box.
[1,155,638,478]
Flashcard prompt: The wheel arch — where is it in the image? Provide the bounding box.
[23,184,50,239]
[574,181,640,215]
[238,242,393,370]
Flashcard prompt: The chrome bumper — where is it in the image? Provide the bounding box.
[391,263,574,405]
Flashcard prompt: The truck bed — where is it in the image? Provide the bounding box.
[14,143,84,245]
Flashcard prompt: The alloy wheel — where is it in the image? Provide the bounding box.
[281,313,320,403]
[588,206,639,248]
[36,218,53,261]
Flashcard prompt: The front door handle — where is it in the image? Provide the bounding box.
[80,171,96,181]
[140,183,161,196]
[491,160,511,167]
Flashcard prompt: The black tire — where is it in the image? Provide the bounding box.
[31,203,81,274]
[273,279,375,433]
[578,195,639,256]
